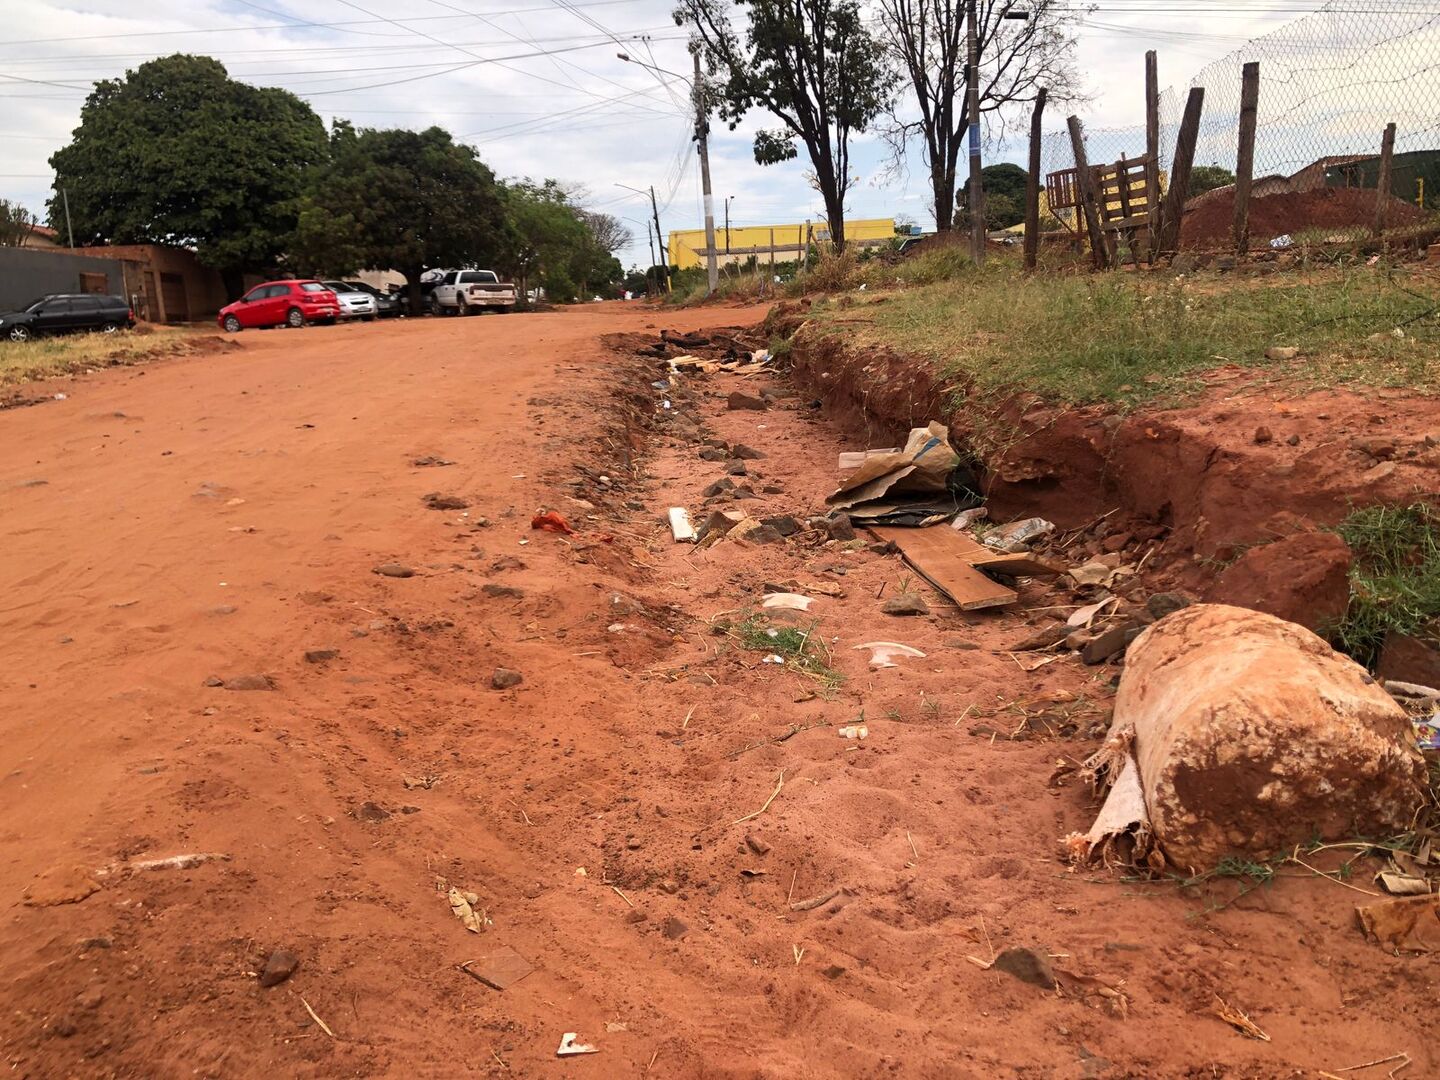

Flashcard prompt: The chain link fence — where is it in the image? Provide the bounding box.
[1041,0,1440,252]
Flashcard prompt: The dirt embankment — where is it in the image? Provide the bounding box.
[775,301,1440,604]
[1181,186,1430,249]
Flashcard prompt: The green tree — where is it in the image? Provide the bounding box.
[957,163,1028,229]
[48,54,326,295]
[498,180,624,303]
[1191,164,1236,197]
[0,199,39,246]
[290,123,506,312]
[676,0,895,251]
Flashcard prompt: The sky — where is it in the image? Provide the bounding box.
[0,1,1365,269]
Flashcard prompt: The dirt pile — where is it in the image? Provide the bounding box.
[1181,186,1428,248]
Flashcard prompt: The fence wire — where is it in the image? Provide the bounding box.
[1042,0,1440,251]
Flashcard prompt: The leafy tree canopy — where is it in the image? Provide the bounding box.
[1190,164,1237,196]
[49,54,326,284]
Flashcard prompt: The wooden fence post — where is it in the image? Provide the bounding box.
[1155,86,1205,258]
[1067,115,1109,270]
[1144,51,1160,262]
[1233,62,1260,255]
[1373,122,1397,237]
[1024,89,1048,272]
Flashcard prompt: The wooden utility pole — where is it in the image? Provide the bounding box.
[1144,51,1160,262]
[965,0,985,266]
[1023,89,1048,272]
[1067,116,1108,270]
[1154,86,1205,257]
[644,220,657,297]
[1373,122,1397,238]
[648,185,670,294]
[1232,62,1261,254]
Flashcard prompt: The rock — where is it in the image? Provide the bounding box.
[746,524,785,545]
[703,437,729,449]
[761,484,785,494]
[482,583,524,599]
[1208,531,1352,633]
[23,866,100,907]
[744,833,771,856]
[1102,532,1133,554]
[222,673,273,691]
[824,515,856,542]
[698,447,727,462]
[355,801,391,822]
[423,493,470,511]
[727,391,768,411]
[1214,255,1237,271]
[945,637,981,650]
[304,649,339,663]
[492,668,524,690]
[1376,631,1440,689]
[761,515,801,537]
[1286,434,1301,446]
[1011,624,1070,651]
[491,555,525,571]
[374,562,415,578]
[992,946,1056,990]
[258,949,300,988]
[1146,592,1191,620]
[1253,425,1273,445]
[1354,436,1398,460]
[1108,604,1427,869]
[1170,253,1199,274]
[209,605,238,616]
[203,676,223,687]
[1081,624,1141,665]
[730,444,766,460]
[659,879,680,894]
[1264,346,1300,361]
[662,916,690,939]
[881,593,930,616]
[724,460,748,476]
[696,509,745,542]
[412,455,455,467]
[701,479,734,498]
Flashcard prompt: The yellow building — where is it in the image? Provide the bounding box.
[667,217,898,269]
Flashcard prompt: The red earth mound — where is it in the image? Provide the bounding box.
[1181,186,1428,248]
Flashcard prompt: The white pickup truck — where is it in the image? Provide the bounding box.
[425,269,518,316]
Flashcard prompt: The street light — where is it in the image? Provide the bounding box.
[618,51,719,295]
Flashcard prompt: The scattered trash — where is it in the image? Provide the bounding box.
[868,525,1016,610]
[668,507,697,543]
[1068,597,1119,628]
[1265,345,1300,361]
[1356,894,1440,951]
[837,725,868,740]
[459,946,534,990]
[556,1033,600,1057]
[54,392,67,401]
[530,511,574,535]
[762,592,814,612]
[1377,870,1431,896]
[1066,605,1427,870]
[982,517,1055,553]
[1269,233,1293,249]
[836,447,899,473]
[448,887,491,933]
[952,507,988,530]
[1069,561,1124,588]
[829,422,978,525]
[854,641,926,668]
[762,654,785,664]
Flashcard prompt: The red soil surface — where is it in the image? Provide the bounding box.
[0,307,1434,1077]
[1181,186,1428,248]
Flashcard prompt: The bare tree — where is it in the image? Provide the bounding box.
[0,199,39,247]
[879,0,1083,232]
[581,210,633,254]
[675,0,894,251]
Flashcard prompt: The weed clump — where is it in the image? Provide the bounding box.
[1334,502,1440,667]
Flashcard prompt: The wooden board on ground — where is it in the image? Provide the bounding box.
[969,551,1064,577]
[868,526,1017,610]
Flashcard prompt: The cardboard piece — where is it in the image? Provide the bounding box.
[829,423,961,511]
[868,525,1017,610]
[460,945,535,990]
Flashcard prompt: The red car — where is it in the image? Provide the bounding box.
[218,280,340,332]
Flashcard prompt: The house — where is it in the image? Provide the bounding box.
[20,224,61,248]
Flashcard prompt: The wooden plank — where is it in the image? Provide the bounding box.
[1374,122,1397,237]
[1155,86,1206,257]
[1067,116,1110,270]
[1233,62,1261,254]
[668,507,696,543]
[969,552,1064,577]
[868,527,1016,611]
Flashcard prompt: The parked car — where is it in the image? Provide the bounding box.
[0,293,134,342]
[426,269,518,315]
[218,280,340,332]
[320,280,380,322]
[342,281,403,319]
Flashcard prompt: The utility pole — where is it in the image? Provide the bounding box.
[61,186,75,248]
[648,185,670,294]
[645,220,657,297]
[694,51,718,295]
[965,0,985,266]
[724,196,734,255]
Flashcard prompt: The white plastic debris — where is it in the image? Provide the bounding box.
[854,642,926,668]
[762,592,814,612]
[982,517,1055,553]
[1269,234,1293,249]
[952,507,988,530]
[762,654,785,664]
[557,1033,599,1057]
[837,725,868,740]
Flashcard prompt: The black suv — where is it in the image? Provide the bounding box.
[0,294,135,342]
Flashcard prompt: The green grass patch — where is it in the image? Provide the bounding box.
[0,326,203,385]
[1334,502,1440,667]
[722,613,843,688]
[800,253,1440,407]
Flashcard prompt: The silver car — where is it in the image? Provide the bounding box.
[321,281,379,322]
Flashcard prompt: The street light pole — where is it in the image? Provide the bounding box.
[693,51,719,295]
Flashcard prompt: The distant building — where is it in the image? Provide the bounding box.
[667,217,898,269]
[0,241,230,323]
[20,224,61,248]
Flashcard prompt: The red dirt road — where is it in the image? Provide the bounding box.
[0,307,1430,1078]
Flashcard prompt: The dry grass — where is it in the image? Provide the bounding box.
[0,326,208,385]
